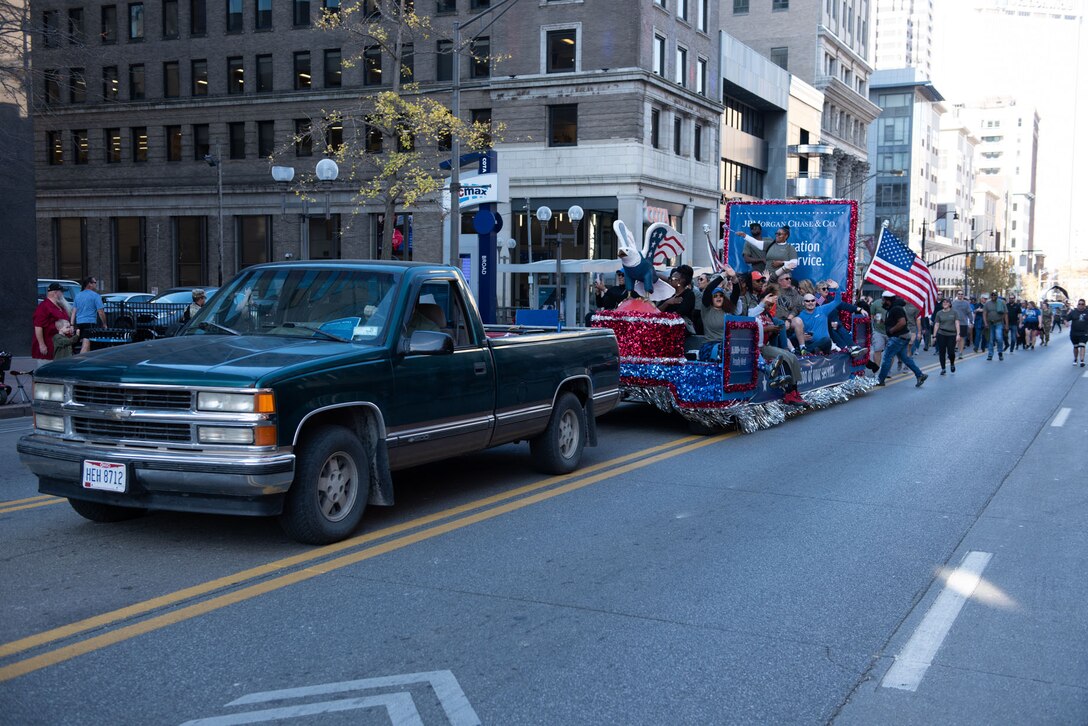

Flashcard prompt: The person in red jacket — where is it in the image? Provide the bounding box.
[32,283,70,366]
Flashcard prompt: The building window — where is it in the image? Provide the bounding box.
[471,108,492,147]
[363,46,382,85]
[325,117,343,152]
[365,125,382,153]
[47,131,64,165]
[295,119,313,157]
[55,218,87,281]
[68,8,85,45]
[228,56,244,94]
[163,61,180,98]
[400,43,414,83]
[308,216,341,260]
[653,34,665,76]
[694,124,702,161]
[293,0,310,26]
[677,0,688,21]
[651,108,660,148]
[437,40,452,81]
[470,37,490,78]
[44,69,61,105]
[129,64,145,99]
[105,128,122,163]
[770,46,788,70]
[42,10,60,48]
[193,123,209,160]
[256,0,272,29]
[673,116,682,154]
[697,0,708,31]
[322,0,341,15]
[163,0,178,37]
[100,5,117,43]
[257,120,275,158]
[132,126,148,162]
[471,0,490,7]
[227,0,242,33]
[324,49,342,88]
[72,129,89,165]
[69,68,87,103]
[128,3,144,39]
[256,54,273,92]
[437,0,455,12]
[722,160,765,197]
[773,0,788,9]
[294,52,311,89]
[733,0,748,12]
[228,122,245,159]
[546,29,576,73]
[113,217,146,292]
[723,97,764,137]
[675,46,687,86]
[192,59,208,95]
[190,0,206,35]
[166,125,182,161]
[238,216,271,269]
[174,217,207,285]
[548,104,577,147]
[696,56,707,95]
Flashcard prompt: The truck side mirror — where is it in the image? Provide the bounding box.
[404,330,454,355]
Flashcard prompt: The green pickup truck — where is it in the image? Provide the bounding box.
[18,261,620,544]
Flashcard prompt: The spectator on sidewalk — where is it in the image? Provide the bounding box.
[32,283,71,367]
[72,276,106,354]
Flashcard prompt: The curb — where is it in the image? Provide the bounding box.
[0,404,31,420]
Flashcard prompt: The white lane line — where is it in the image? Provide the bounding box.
[1082,370,1088,378]
[1051,407,1072,428]
[881,551,994,692]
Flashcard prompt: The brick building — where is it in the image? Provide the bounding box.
[31,0,723,304]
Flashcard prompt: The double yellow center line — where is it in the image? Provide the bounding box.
[0,430,735,682]
[0,495,62,516]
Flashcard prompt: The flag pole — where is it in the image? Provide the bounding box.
[862,220,890,283]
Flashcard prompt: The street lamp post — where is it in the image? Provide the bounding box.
[567,205,584,329]
[203,145,224,286]
[535,205,553,320]
[271,159,339,260]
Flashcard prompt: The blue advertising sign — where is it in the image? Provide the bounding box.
[725,201,857,299]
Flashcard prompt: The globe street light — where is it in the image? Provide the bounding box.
[567,206,584,327]
[536,206,553,319]
[272,159,340,259]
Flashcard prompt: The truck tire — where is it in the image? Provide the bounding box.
[67,497,147,522]
[530,392,587,474]
[280,425,369,545]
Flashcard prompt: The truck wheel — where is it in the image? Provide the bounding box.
[67,497,147,522]
[280,425,368,545]
[530,392,587,474]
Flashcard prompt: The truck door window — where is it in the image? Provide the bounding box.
[411,280,476,348]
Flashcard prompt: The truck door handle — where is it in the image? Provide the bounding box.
[474,362,487,375]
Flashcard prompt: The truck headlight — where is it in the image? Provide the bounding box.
[34,382,65,402]
[196,390,275,413]
[197,425,276,445]
[34,414,64,432]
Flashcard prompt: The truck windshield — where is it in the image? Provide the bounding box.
[184,267,401,343]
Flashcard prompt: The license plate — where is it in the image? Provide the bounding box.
[82,460,128,493]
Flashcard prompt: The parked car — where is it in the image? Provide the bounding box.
[20,261,620,544]
[108,287,218,339]
[37,279,81,305]
[101,292,154,304]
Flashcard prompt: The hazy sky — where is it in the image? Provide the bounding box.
[931,0,1088,267]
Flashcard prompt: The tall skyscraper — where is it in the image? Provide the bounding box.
[872,0,934,77]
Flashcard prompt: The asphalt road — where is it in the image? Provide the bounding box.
[0,334,1086,725]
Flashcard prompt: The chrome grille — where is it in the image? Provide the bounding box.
[72,417,192,442]
[73,384,192,410]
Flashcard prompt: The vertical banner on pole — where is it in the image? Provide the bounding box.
[473,151,499,324]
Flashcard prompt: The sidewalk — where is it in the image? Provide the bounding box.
[1,355,35,420]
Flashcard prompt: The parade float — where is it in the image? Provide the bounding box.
[592,200,875,433]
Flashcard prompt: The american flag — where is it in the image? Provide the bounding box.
[864,227,939,315]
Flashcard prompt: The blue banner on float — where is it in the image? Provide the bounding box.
[724,201,857,297]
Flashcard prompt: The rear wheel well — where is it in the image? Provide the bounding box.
[558,377,590,407]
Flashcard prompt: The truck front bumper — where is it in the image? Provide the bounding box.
[17,434,296,516]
